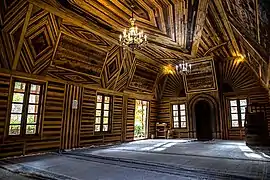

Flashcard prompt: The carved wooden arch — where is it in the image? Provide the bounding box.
[188,93,219,139]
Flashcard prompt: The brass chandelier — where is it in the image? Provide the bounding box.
[176,61,192,75]
[119,6,147,51]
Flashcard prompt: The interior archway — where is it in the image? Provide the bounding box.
[195,100,213,141]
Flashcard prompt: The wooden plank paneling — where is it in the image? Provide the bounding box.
[149,100,158,137]
[104,95,123,143]
[158,99,171,126]
[0,74,10,139]
[225,90,270,140]
[26,81,65,153]
[61,84,83,150]
[79,87,97,146]
[125,98,135,142]
[0,80,65,157]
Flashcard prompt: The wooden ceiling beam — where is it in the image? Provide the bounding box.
[231,23,267,64]
[191,0,210,57]
[12,4,33,70]
[204,42,228,56]
[213,0,240,55]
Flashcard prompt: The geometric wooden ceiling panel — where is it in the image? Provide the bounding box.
[162,73,185,98]
[61,22,112,50]
[128,59,159,93]
[223,0,258,42]
[0,0,28,25]
[101,46,123,89]
[222,0,270,52]
[47,66,101,85]
[114,50,135,92]
[222,59,261,91]
[59,0,200,52]
[18,6,61,74]
[0,0,28,69]
[52,33,107,78]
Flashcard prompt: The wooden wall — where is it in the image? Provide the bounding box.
[125,98,135,142]
[0,71,158,158]
[0,76,66,157]
[149,100,158,138]
[222,89,270,140]
[61,84,83,150]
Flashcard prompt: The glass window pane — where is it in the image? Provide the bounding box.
[173,110,178,116]
[10,114,21,124]
[96,110,101,117]
[181,110,185,116]
[12,93,24,103]
[240,99,247,106]
[28,105,39,113]
[97,95,102,102]
[96,103,102,109]
[173,105,178,111]
[104,117,108,124]
[11,104,23,113]
[30,84,40,94]
[95,125,100,132]
[181,122,186,128]
[242,121,245,127]
[14,82,25,92]
[29,94,39,104]
[104,104,110,110]
[181,116,186,122]
[173,117,178,122]
[26,125,36,134]
[230,100,237,106]
[231,114,238,120]
[232,121,239,127]
[104,96,110,103]
[174,122,179,128]
[231,106,238,113]
[103,125,108,131]
[9,125,20,135]
[104,111,109,117]
[95,117,101,124]
[240,107,246,113]
[180,104,185,110]
[27,114,37,124]
[241,113,245,120]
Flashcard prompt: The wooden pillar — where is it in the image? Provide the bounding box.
[121,95,128,142]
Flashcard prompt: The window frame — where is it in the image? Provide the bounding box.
[171,103,187,129]
[229,98,247,128]
[94,94,112,133]
[7,79,45,137]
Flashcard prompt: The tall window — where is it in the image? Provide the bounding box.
[95,94,112,132]
[9,81,43,135]
[172,104,186,128]
[230,99,247,128]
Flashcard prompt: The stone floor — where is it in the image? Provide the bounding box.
[0,139,270,180]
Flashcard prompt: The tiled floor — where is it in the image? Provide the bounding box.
[1,139,270,180]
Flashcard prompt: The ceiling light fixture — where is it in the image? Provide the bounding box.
[119,5,147,51]
[176,61,192,75]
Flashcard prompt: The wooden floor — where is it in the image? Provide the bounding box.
[1,139,270,180]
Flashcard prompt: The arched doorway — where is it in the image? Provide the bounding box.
[195,100,213,140]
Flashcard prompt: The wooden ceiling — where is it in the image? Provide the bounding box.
[0,0,269,98]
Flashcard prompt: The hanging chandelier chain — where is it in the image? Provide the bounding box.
[119,4,147,51]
